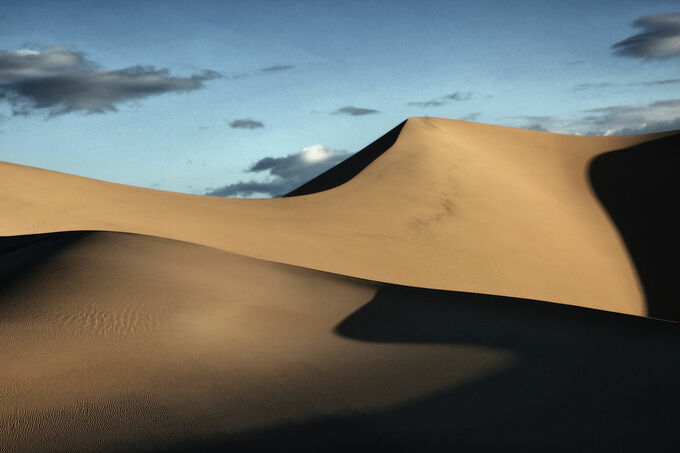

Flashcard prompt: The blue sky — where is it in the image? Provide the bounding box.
[1,0,679,196]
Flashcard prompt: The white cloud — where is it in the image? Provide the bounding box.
[300,144,333,163]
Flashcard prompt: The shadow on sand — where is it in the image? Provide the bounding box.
[284,121,406,197]
[589,133,680,321]
[0,231,89,283]
[170,285,680,452]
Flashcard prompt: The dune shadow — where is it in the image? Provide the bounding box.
[0,231,90,305]
[589,133,680,321]
[284,120,407,197]
[167,286,680,452]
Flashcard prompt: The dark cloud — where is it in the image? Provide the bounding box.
[408,91,471,108]
[612,13,680,59]
[205,144,349,197]
[260,64,294,72]
[0,47,220,116]
[229,118,264,129]
[333,106,379,116]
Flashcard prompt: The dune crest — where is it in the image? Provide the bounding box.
[1,117,678,316]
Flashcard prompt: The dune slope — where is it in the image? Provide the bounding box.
[0,231,511,452]
[1,117,678,316]
[1,232,679,451]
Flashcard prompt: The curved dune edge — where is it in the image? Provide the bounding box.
[284,120,407,196]
[0,231,508,452]
[1,231,679,451]
[1,117,678,318]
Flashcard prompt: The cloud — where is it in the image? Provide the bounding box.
[261,64,294,72]
[229,118,264,129]
[573,78,680,90]
[444,91,472,101]
[408,100,446,107]
[333,106,379,116]
[612,12,680,59]
[458,112,480,121]
[641,78,680,86]
[524,123,549,132]
[579,99,680,135]
[408,91,471,108]
[0,47,220,116]
[514,115,559,132]
[507,99,680,135]
[573,82,616,91]
[205,144,350,197]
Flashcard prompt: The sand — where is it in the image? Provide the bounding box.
[2,117,677,315]
[0,232,512,452]
[1,118,679,451]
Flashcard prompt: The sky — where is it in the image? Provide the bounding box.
[1,0,679,197]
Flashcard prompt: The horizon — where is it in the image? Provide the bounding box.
[1,0,679,196]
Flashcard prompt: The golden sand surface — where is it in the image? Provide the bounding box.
[2,117,674,315]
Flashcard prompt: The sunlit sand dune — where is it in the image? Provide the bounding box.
[0,231,512,452]
[2,117,677,315]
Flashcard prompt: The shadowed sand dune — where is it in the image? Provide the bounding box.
[589,134,680,321]
[2,117,677,316]
[1,118,679,451]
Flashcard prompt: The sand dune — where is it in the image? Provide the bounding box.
[1,118,679,451]
[2,117,677,316]
[1,231,679,451]
[0,232,512,452]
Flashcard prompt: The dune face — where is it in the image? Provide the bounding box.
[589,134,680,321]
[284,120,407,196]
[0,232,512,452]
[1,118,679,451]
[1,117,677,317]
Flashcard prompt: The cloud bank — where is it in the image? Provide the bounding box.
[206,144,350,197]
[514,99,680,136]
[0,47,220,116]
[612,13,680,59]
[580,99,680,135]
